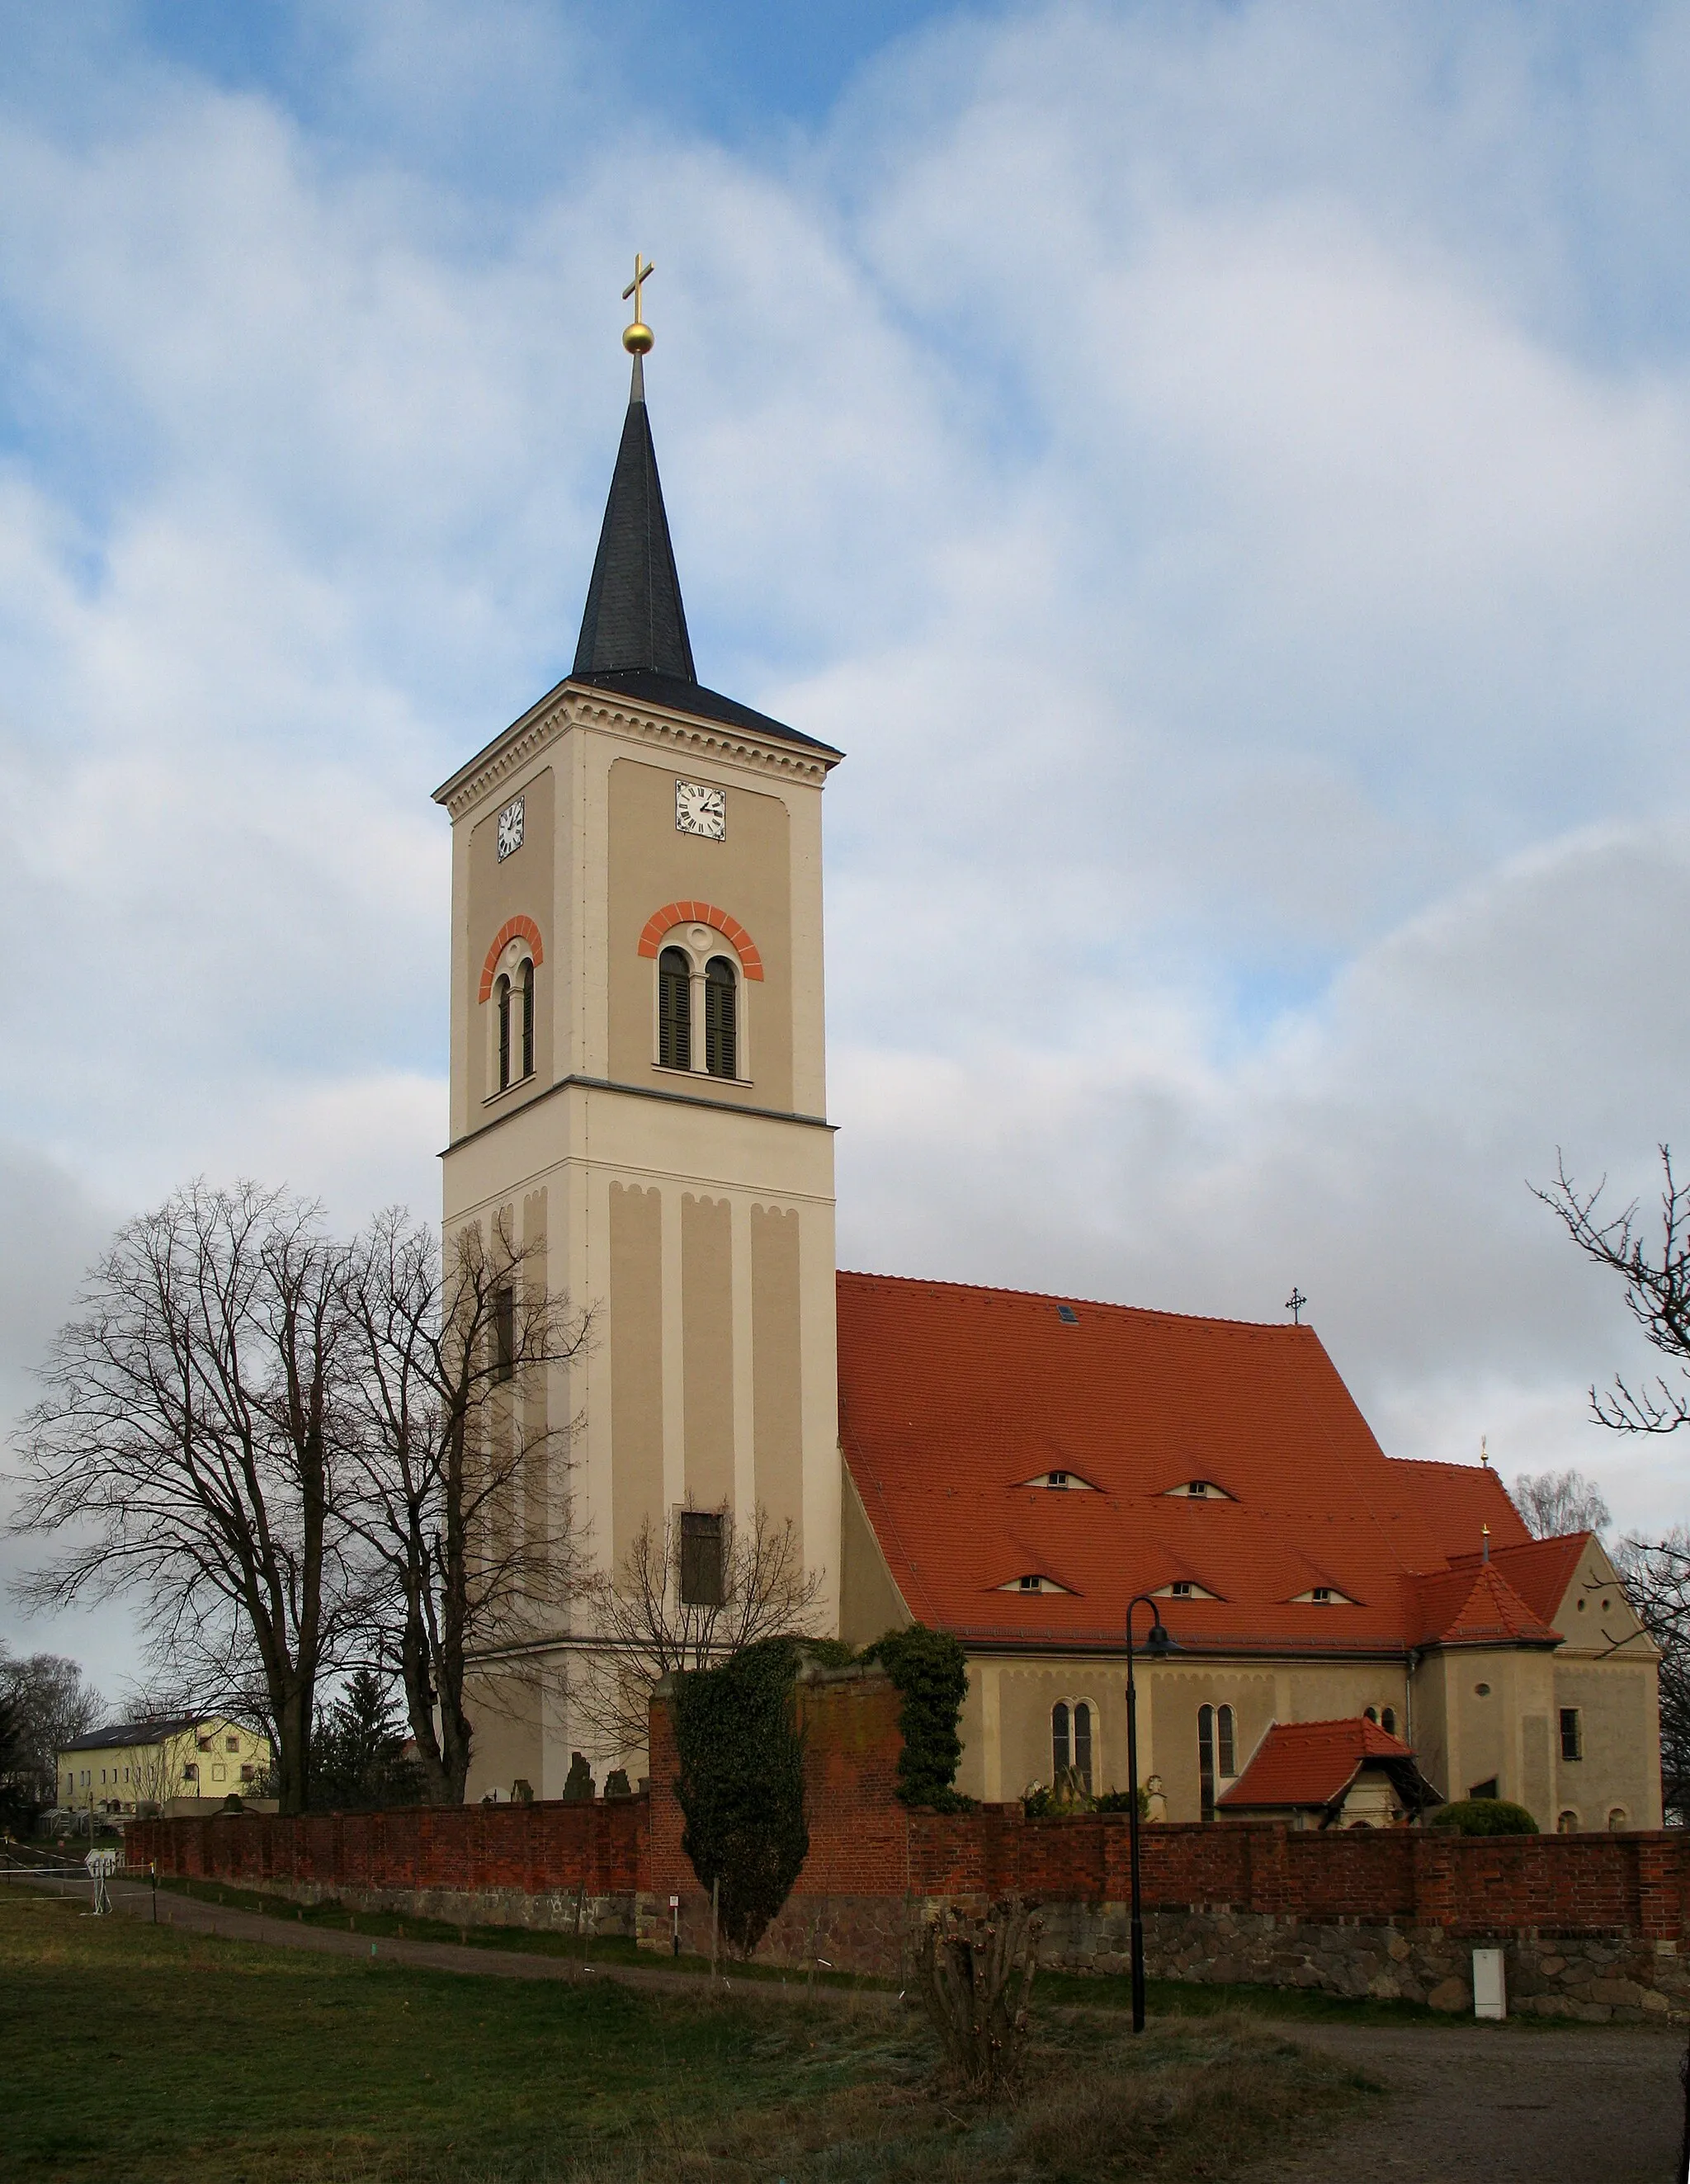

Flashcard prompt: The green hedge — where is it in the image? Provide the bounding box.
[1426,1796,1538,1836]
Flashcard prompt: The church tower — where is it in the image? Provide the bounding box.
[433,279,843,1797]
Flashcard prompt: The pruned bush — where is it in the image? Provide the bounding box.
[915,1898,1042,2098]
[561,1752,595,1803]
[673,1635,808,1957]
[864,1624,975,1811]
[1426,1796,1538,1835]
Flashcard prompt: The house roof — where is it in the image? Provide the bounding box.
[59,1715,211,1754]
[1218,1716,1435,1812]
[837,1270,1542,1657]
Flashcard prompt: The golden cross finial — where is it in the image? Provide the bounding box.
[1480,1435,1489,1466]
[622,254,655,356]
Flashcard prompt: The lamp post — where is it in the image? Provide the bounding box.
[1125,1592,1174,2035]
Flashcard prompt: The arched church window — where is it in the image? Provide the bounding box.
[705,955,738,1078]
[1198,1705,1216,1822]
[1216,1704,1235,1779]
[495,974,512,1091]
[659,948,692,1070]
[1052,1701,1070,1779]
[1074,1701,1093,1792]
[1381,1706,1397,1737]
[520,958,534,1080]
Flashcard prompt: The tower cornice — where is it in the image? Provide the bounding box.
[432,677,836,819]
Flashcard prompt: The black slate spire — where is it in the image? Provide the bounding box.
[572,356,696,682]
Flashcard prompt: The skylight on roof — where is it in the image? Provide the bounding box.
[1056,1304,1079,1323]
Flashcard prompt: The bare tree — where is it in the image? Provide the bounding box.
[1511,1469,1612,1540]
[7,1182,373,1815]
[0,1645,101,1811]
[336,1209,591,1805]
[574,1504,827,1757]
[1535,1147,1690,1434]
[1611,1529,1690,1822]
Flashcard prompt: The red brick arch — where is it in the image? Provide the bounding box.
[479,915,545,1003]
[637,902,764,980]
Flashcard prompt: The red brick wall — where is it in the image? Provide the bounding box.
[127,1663,1690,1964]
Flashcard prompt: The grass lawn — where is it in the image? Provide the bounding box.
[0,1887,1377,2182]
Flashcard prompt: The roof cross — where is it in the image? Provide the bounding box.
[622,253,655,355]
[1285,1285,1307,1326]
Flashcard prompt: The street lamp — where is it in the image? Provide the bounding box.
[1125,1592,1175,2035]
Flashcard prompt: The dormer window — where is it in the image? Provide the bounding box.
[1167,1479,1233,1501]
[1291,1584,1355,1606]
[1021,1469,1098,1492]
[1154,1578,1222,1601]
[998,1573,1072,1595]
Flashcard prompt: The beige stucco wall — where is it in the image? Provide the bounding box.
[606,757,794,1111]
[439,683,840,1801]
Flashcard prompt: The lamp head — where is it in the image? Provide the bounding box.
[1144,1620,1176,1658]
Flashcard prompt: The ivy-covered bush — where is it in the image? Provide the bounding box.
[864,1625,975,1811]
[1426,1796,1538,1836]
[673,1637,810,1956]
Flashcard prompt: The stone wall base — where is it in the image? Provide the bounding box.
[178,1872,644,1940]
[636,1890,1690,2022]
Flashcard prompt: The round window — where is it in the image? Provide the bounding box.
[1474,1682,1491,1697]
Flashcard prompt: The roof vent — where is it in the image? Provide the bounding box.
[1057,1305,1079,1324]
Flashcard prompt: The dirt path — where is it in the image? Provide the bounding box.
[1258,2019,1683,2184]
[19,1870,1684,2178]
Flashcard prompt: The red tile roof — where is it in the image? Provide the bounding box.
[1218,1717,1418,1811]
[1445,1533,1589,1628]
[1408,1561,1561,1648]
[837,1271,1542,1657]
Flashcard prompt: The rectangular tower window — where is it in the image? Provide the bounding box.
[679,1510,726,1606]
[492,1286,515,1384]
[1560,1707,1583,1761]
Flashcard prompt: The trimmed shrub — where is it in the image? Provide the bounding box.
[864,1624,975,1811]
[673,1636,809,1956]
[1426,1796,1538,1835]
[561,1752,595,1803]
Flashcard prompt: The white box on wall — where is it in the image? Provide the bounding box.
[1472,1946,1506,2019]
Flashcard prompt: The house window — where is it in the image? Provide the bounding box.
[1381,1707,1397,1736]
[1560,1708,1582,1761]
[704,956,738,1078]
[679,1511,725,1607]
[1171,1581,1194,1599]
[1556,1809,1579,1833]
[659,948,692,1069]
[225,1734,239,1753]
[1310,1587,1333,1603]
[1198,1705,1216,1822]
[182,1763,197,1782]
[1469,1777,1499,1801]
[1052,1701,1070,1777]
[492,1286,515,1384]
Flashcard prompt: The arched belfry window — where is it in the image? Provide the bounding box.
[705,956,738,1078]
[659,948,692,1070]
[519,958,534,1081]
[495,974,512,1092]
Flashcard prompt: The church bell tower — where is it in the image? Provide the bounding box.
[432,268,843,1796]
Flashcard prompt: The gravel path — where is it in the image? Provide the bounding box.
[1255,2019,1683,2184]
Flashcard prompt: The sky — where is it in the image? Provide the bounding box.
[4,0,1690,1699]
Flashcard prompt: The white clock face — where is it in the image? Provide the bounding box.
[496,796,525,861]
[675,781,726,841]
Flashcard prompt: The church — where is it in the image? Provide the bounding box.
[432,277,1661,1833]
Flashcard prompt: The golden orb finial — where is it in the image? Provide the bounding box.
[621,252,655,355]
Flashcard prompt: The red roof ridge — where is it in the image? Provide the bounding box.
[836,1267,1311,1338]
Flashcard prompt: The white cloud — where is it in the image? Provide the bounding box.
[7,1,1690,1679]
